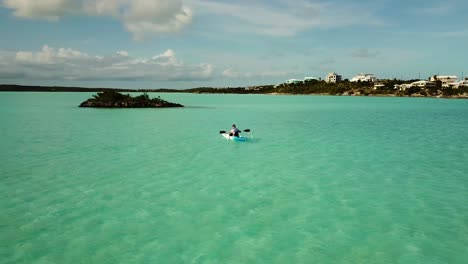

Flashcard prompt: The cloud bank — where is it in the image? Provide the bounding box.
[3,0,384,38]
[2,0,192,39]
[0,45,214,81]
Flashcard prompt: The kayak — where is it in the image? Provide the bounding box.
[219,129,251,142]
[221,133,247,142]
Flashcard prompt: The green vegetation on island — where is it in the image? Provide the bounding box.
[79,91,184,108]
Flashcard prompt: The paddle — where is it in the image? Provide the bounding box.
[219,129,250,134]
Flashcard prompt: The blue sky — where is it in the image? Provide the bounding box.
[0,0,467,89]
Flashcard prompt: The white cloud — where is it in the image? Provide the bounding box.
[15,45,91,64]
[121,1,192,40]
[1,45,214,81]
[2,0,192,38]
[116,50,129,57]
[151,49,179,66]
[222,68,239,78]
[3,0,79,21]
[84,0,193,40]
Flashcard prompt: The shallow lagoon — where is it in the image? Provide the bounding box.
[1,93,468,263]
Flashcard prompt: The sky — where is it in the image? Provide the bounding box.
[0,0,467,89]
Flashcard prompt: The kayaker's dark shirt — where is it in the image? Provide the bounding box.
[230,128,240,137]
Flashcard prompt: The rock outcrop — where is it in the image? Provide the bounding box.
[79,91,184,108]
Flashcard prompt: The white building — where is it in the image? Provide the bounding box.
[395,81,436,90]
[430,75,458,87]
[410,80,436,88]
[350,73,377,83]
[325,73,342,83]
[450,80,468,89]
[373,83,386,90]
[286,79,303,84]
[395,83,413,91]
[244,86,260,91]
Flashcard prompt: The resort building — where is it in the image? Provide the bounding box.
[395,83,413,91]
[450,80,468,89]
[350,73,377,83]
[285,79,303,84]
[325,73,342,83]
[373,83,386,90]
[244,86,260,91]
[430,75,458,87]
[410,80,436,88]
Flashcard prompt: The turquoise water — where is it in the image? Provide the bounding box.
[1,92,468,263]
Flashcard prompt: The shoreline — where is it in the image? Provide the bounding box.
[266,92,468,99]
[1,84,467,99]
[2,90,466,99]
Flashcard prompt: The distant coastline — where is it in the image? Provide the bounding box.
[1,83,468,99]
[0,84,151,93]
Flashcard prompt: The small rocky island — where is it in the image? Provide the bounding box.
[79,91,184,108]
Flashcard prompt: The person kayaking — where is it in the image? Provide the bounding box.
[229,124,241,137]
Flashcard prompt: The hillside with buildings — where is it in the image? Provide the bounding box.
[273,73,468,98]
